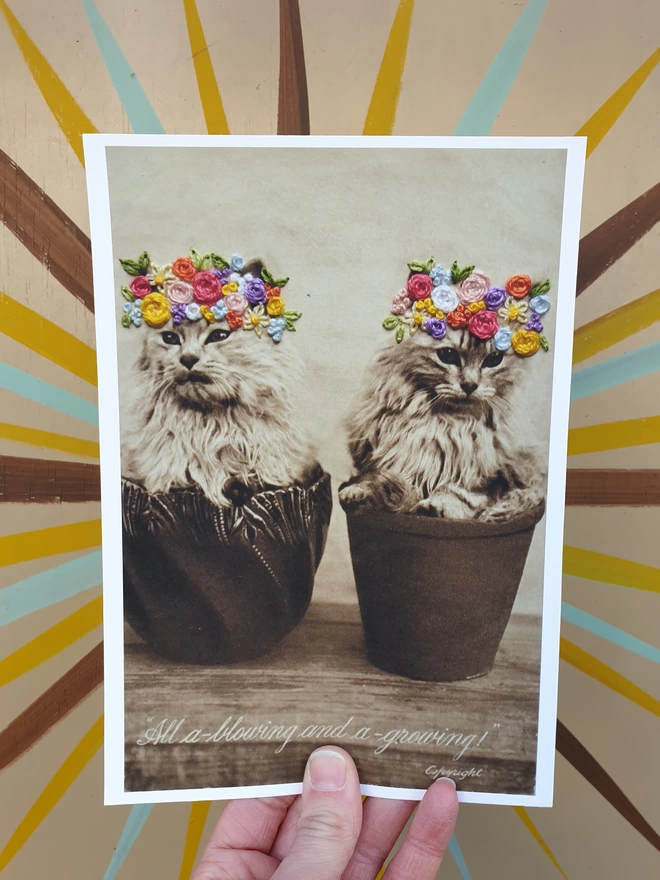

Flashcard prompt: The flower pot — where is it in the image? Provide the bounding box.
[345,502,545,682]
[121,471,332,665]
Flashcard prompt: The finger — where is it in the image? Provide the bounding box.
[269,795,302,861]
[205,795,297,854]
[383,779,458,880]
[273,747,363,880]
[193,847,278,880]
[341,798,416,880]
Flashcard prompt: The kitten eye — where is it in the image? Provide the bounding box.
[482,351,505,369]
[161,331,181,346]
[436,347,461,367]
[205,328,231,345]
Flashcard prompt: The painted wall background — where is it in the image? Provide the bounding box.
[0,1,658,878]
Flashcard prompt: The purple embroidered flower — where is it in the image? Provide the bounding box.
[213,268,232,285]
[484,287,507,311]
[171,303,187,325]
[526,313,543,332]
[425,317,447,340]
[244,277,267,305]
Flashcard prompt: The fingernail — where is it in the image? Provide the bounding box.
[308,749,347,791]
[437,777,457,790]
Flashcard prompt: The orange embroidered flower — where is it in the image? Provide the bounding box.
[225,311,243,331]
[172,257,196,281]
[505,274,532,299]
[446,304,470,329]
[265,285,281,300]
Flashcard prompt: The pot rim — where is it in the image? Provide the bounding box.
[345,499,545,539]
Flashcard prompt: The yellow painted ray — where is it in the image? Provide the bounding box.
[576,46,660,158]
[363,0,416,135]
[0,595,101,687]
[563,546,660,594]
[514,808,568,879]
[0,293,97,386]
[0,0,98,165]
[573,287,660,365]
[182,0,229,134]
[0,520,101,567]
[0,422,100,458]
[568,415,660,455]
[178,801,212,879]
[0,715,103,871]
[561,638,660,717]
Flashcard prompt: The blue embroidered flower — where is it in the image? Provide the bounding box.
[267,317,286,343]
[123,302,133,313]
[530,294,551,315]
[430,265,451,287]
[231,254,245,271]
[494,327,513,351]
[185,303,202,321]
[211,301,228,321]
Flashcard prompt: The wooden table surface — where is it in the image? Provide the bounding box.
[125,602,541,795]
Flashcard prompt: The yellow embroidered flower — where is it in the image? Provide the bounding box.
[222,281,239,296]
[243,305,270,337]
[413,312,424,326]
[511,329,541,357]
[498,296,529,326]
[141,292,171,328]
[414,298,441,317]
[468,300,486,314]
[146,263,175,291]
[200,305,216,324]
[266,296,285,316]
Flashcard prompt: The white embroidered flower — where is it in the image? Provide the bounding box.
[243,305,270,337]
[146,263,175,291]
[497,297,529,326]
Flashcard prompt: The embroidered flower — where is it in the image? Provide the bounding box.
[494,327,513,351]
[146,263,175,290]
[226,292,248,315]
[265,284,282,300]
[222,282,240,297]
[244,277,267,305]
[129,275,152,299]
[391,299,410,316]
[213,267,232,285]
[141,293,171,328]
[511,329,541,356]
[200,305,216,324]
[398,312,420,335]
[266,296,286,316]
[231,254,245,271]
[484,287,507,311]
[185,303,202,321]
[526,313,543,332]
[268,317,287,343]
[498,296,529,326]
[243,305,270,337]
[430,264,451,287]
[468,310,499,340]
[171,304,187,325]
[407,273,433,301]
[226,311,243,331]
[123,302,132,313]
[431,285,458,313]
[192,271,222,305]
[506,274,532,299]
[211,301,228,321]
[468,300,486,313]
[166,280,194,306]
[530,294,551,314]
[446,304,471,329]
[130,303,143,327]
[457,271,490,304]
[172,257,197,281]
[425,317,447,340]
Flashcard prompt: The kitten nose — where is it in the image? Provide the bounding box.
[461,381,478,396]
[180,355,199,371]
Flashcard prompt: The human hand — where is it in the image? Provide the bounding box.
[192,746,459,880]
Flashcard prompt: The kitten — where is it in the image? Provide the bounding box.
[122,304,317,507]
[339,329,546,521]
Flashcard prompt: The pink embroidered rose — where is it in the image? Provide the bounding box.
[225,292,248,315]
[468,309,499,340]
[165,280,194,306]
[192,270,222,305]
[407,273,433,301]
[129,275,152,299]
[457,271,491,304]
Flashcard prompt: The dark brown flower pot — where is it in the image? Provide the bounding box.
[121,471,332,665]
[345,502,545,682]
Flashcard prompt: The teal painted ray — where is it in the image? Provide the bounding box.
[0,363,98,425]
[570,340,660,401]
[562,602,660,664]
[102,805,154,880]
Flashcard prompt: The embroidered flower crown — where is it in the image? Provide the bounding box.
[118,249,301,343]
[383,258,551,357]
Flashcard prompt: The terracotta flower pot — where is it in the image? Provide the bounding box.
[121,471,332,665]
[345,502,545,682]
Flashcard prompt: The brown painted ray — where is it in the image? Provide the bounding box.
[0,148,93,312]
[566,469,660,506]
[277,0,310,134]
[0,455,100,503]
[0,643,103,772]
[556,720,660,853]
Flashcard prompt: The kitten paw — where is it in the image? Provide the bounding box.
[224,480,254,507]
[478,489,543,522]
[338,481,378,512]
[416,493,475,520]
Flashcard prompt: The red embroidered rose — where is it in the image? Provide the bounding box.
[129,275,152,298]
[446,304,470,329]
[468,309,499,340]
[172,257,197,281]
[192,270,222,305]
[406,273,433,301]
[505,274,532,299]
[225,311,243,331]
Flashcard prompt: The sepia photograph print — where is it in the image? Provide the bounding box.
[84,134,585,807]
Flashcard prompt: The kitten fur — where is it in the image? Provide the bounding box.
[339,328,546,521]
[122,293,316,507]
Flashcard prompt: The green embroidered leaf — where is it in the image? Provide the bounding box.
[450,261,475,284]
[189,248,211,271]
[121,286,135,302]
[138,251,150,272]
[407,259,433,274]
[119,258,142,276]
[283,310,302,321]
[530,280,551,297]
[382,315,399,330]
[424,257,435,273]
[284,318,297,331]
[261,267,276,286]
[539,334,549,351]
[273,277,289,288]
[211,253,230,269]
[121,313,131,328]
[395,325,405,344]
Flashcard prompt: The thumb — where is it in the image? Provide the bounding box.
[273,747,362,880]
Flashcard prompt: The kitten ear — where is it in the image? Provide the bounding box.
[243,258,265,278]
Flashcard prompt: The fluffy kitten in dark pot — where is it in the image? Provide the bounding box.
[339,259,550,682]
[118,250,331,665]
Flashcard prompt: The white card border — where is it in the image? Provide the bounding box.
[83,133,586,808]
